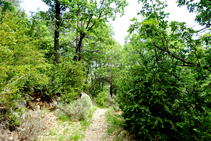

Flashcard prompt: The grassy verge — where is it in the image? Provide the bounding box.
[105,108,136,141]
[105,108,124,140]
[81,106,97,131]
[38,99,97,141]
[51,106,97,141]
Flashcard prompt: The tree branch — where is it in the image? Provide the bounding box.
[152,43,195,66]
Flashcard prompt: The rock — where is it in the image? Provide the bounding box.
[36,98,41,102]
[29,96,34,100]
[49,100,57,110]
[35,104,40,111]
[80,92,92,103]
[21,113,27,120]
[39,102,49,110]
[27,101,36,109]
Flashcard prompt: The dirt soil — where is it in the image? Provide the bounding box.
[83,108,113,141]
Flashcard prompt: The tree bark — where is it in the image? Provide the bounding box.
[73,33,85,61]
[54,0,60,68]
[110,83,113,97]
[114,88,117,96]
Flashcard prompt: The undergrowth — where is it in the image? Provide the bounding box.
[41,97,97,141]
[105,108,136,141]
[0,110,47,141]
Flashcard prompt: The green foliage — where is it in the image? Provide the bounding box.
[57,61,85,102]
[177,0,211,27]
[119,0,211,140]
[106,108,123,135]
[68,128,84,141]
[119,49,211,140]
[0,9,51,127]
[95,91,107,107]
[36,60,86,103]
[105,108,135,141]
[95,90,117,108]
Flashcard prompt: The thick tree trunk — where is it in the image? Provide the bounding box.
[54,0,60,67]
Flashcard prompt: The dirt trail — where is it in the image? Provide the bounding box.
[83,108,109,141]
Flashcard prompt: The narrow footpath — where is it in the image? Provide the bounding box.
[83,108,110,141]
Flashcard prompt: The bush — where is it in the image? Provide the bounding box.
[95,91,118,108]
[57,97,92,121]
[0,110,47,141]
[96,91,107,107]
[18,110,47,141]
[0,106,24,131]
[118,62,211,140]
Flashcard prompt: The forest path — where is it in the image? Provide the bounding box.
[83,108,111,141]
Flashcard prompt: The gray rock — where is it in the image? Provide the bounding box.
[81,92,92,103]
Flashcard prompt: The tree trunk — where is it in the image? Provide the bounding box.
[54,0,60,68]
[114,88,117,95]
[110,83,113,97]
[73,33,85,61]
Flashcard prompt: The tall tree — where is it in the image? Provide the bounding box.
[64,0,127,61]
[41,0,68,66]
[119,0,211,140]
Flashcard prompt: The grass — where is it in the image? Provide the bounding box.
[81,106,97,131]
[37,97,98,141]
[105,108,125,141]
[105,108,137,141]
[45,105,97,141]
[49,129,58,136]
[57,114,70,122]
[71,106,97,140]
[68,128,84,141]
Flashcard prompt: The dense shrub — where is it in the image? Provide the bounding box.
[96,91,107,107]
[32,60,86,103]
[0,9,85,126]
[95,91,117,108]
[118,59,211,140]
[57,96,92,121]
[0,9,52,127]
